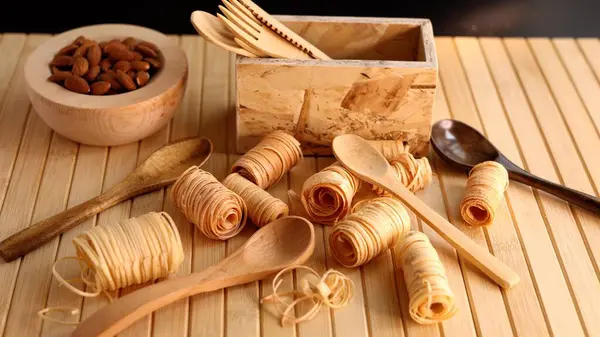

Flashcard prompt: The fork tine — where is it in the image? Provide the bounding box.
[221,0,262,33]
[229,0,262,24]
[218,5,259,39]
[234,37,268,57]
[217,13,258,45]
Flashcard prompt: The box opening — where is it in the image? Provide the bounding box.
[281,18,426,62]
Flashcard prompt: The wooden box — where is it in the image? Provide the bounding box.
[235,15,437,157]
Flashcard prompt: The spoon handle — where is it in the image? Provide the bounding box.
[380,173,520,289]
[497,157,600,215]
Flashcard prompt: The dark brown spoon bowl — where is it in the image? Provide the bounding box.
[431,118,600,215]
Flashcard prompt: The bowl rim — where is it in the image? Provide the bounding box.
[24,23,188,110]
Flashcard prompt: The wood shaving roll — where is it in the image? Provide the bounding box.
[222,172,289,227]
[231,131,303,190]
[366,140,409,161]
[372,153,432,196]
[329,197,411,268]
[398,231,457,324]
[301,162,362,225]
[171,166,247,240]
[261,265,354,326]
[459,161,509,226]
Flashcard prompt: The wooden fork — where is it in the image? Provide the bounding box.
[217,4,313,59]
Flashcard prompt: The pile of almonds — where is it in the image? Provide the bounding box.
[48,35,162,95]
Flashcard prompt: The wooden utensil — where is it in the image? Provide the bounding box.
[234,0,332,60]
[331,134,520,290]
[0,137,213,262]
[71,215,315,337]
[431,118,600,215]
[217,7,313,59]
[190,10,259,58]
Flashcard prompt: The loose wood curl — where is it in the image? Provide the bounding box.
[329,197,411,268]
[372,153,432,196]
[366,140,409,161]
[398,231,457,324]
[231,131,303,189]
[459,161,509,226]
[301,162,362,225]
[171,166,247,240]
[222,172,289,227]
[39,211,184,325]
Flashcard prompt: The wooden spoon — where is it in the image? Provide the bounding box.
[71,215,315,337]
[331,134,520,290]
[0,136,213,262]
[431,118,600,215]
[190,10,259,58]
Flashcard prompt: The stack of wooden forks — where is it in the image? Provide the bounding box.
[190,0,331,59]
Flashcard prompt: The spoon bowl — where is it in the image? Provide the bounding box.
[71,216,315,337]
[431,118,600,215]
[190,10,258,58]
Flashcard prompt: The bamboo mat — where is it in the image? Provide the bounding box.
[0,33,599,337]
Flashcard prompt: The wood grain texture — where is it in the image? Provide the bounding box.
[235,15,437,157]
[0,34,598,337]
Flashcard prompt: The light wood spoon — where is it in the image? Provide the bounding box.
[0,136,213,262]
[190,10,258,58]
[71,216,315,337]
[331,134,520,290]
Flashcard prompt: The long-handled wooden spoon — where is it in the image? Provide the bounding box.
[331,134,520,290]
[71,216,315,337]
[0,136,213,262]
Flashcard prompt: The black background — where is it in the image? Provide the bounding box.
[2,0,599,36]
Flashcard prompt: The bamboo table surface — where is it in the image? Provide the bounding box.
[0,33,600,337]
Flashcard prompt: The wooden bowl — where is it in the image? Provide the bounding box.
[24,24,188,146]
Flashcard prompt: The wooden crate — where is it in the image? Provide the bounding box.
[234,15,437,157]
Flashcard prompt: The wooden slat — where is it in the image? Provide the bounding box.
[577,38,600,87]
[454,36,551,337]
[478,37,586,337]
[0,34,26,109]
[435,37,514,337]
[503,37,600,337]
[188,38,228,336]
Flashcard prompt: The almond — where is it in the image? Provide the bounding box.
[135,44,157,58]
[138,40,159,53]
[91,81,111,95]
[100,59,112,72]
[133,51,143,61]
[73,41,94,57]
[109,49,134,62]
[72,56,89,76]
[99,41,107,50]
[104,41,128,54]
[58,44,78,56]
[136,71,150,87]
[113,61,131,73]
[127,70,136,80]
[116,70,136,91]
[50,55,74,67]
[87,44,102,66]
[144,58,161,69]
[48,71,72,83]
[123,37,137,50]
[64,75,90,94]
[73,35,86,45]
[51,66,61,74]
[104,69,116,77]
[98,73,115,82]
[85,65,100,82]
[130,61,150,71]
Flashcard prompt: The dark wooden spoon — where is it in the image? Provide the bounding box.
[430,118,600,215]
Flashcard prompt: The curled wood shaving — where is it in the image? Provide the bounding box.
[231,131,303,189]
[261,265,354,326]
[366,140,410,161]
[171,166,247,240]
[398,231,457,324]
[39,211,184,325]
[372,153,432,196]
[301,162,362,225]
[329,197,411,268]
[222,172,289,227]
[459,161,509,226]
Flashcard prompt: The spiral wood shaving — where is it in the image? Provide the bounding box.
[231,131,303,189]
[398,231,457,324]
[329,197,411,268]
[372,153,432,196]
[39,211,184,325]
[459,161,509,226]
[301,162,362,225]
[261,265,354,326]
[171,166,247,240]
[222,172,289,227]
[366,140,409,161]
